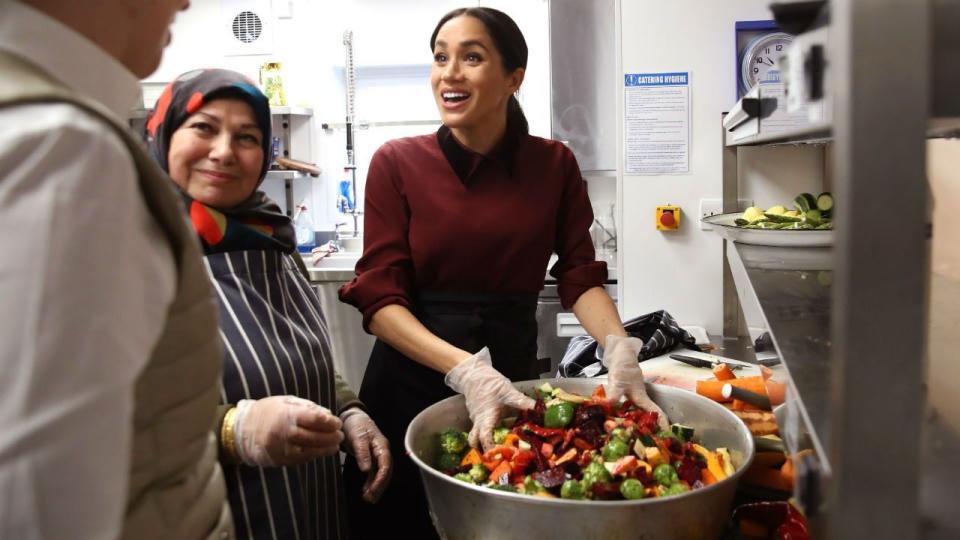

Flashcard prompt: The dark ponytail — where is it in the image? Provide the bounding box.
[430,7,529,136]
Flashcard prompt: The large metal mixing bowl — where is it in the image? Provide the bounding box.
[405,378,754,540]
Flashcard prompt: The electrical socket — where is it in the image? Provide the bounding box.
[699,198,753,230]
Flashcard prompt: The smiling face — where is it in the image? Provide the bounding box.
[167,98,265,209]
[431,15,524,145]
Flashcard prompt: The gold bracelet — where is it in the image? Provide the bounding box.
[221,407,242,464]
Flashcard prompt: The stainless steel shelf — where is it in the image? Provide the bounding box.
[270,106,313,116]
[725,242,832,467]
[726,117,960,147]
[264,169,308,181]
[725,242,960,537]
[725,121,832,147]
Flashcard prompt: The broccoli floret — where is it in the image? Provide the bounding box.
[467,463,489,484]
[560,479,586,499]
[437,452,462,473]
[602,438,630,462]
[439,428,469,455]
[610,427,632,443]
[653,463,679,487]
[620,478,645,500]
[492,427,511,445]
[522,475,545,495]
[581,457,612,490]
[453,472,474,484]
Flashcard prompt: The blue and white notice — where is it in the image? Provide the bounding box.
[624,72,691,175]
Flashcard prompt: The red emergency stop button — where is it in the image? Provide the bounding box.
[656,205,681,230]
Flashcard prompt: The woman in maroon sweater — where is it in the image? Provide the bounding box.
[339,7,666,538]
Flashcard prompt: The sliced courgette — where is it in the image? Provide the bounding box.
[734,218,750,226]
[764,212,802,223]
[794,193,817,213]
[816,192,834,213]
[671,424,695,442]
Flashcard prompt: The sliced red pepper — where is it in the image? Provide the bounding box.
[591,384,607,401]
[482,446,516,463]
[572,437,593,451]
[509,449,537,482]
[521,423,567,438]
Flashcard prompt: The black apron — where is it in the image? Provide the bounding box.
[343,292,538,540]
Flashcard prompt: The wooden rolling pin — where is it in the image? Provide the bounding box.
[275,157,321,177]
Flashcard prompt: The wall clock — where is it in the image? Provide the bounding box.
[736,21,793,99]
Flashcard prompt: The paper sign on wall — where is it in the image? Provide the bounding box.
[624,72,691,175]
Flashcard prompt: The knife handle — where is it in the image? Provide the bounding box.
[722,384,772,411]
[669,354,713,368]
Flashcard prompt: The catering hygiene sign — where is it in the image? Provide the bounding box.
[624,72,691,175]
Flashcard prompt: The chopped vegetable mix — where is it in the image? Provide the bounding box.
[433,384,735,500]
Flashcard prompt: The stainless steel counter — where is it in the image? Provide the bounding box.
[308,265,373,394]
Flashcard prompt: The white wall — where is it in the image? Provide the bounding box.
[617,0,824,335]
[148,0,552,233]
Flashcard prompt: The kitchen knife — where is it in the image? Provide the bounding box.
[669,353,745,370]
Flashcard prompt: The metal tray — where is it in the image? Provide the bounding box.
[703,212,833,247]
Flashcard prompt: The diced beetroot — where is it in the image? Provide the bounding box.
[573,404,606,428]
[532,467,567,489]
[590,481,623,500]
[577,422,604,448]
[677,458,702,486]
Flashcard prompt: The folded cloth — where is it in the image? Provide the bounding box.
[557,310,698,378]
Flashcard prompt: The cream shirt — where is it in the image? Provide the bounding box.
[0,2,176,539]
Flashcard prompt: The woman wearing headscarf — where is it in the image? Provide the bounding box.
[145,68,392,540]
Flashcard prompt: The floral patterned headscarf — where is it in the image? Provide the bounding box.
[145,68,296,255]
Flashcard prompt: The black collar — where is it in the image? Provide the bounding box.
[436,125,520,185]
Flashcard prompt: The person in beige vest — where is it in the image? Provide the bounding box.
[143,68,393,540]
[0,1,233,539]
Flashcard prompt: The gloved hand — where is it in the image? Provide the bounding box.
[602,335,670,431]
[340,408,392,503]
[445,347,535,451]
[233,396,344,467]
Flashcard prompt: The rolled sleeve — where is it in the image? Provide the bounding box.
[338,143,415,332]
[339,267,412,332]
[554,260,608,308]
[549,146,608,308]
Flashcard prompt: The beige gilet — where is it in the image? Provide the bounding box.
[0,52,233,540]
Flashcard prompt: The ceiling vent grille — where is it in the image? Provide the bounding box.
[221,0,273,56]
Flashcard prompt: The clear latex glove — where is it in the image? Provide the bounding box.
[602,335,670,431]
[233,396,344,467]
[340,408,392,503]
[445,347,536,451]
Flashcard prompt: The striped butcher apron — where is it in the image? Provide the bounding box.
[343,291,539,540]
[205,249,347,540]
